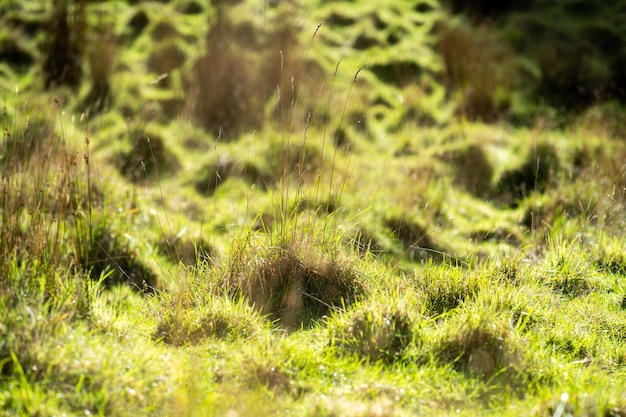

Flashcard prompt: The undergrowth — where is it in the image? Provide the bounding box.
[2,1,626,416]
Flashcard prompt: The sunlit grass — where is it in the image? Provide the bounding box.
[2,0,626,416]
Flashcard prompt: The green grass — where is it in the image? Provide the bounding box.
[2,0,626,416]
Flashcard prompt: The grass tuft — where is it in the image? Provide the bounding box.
[153,295,265,346]
[447,143,494,198]
[384,214,453,263]
[436,19,516,122]
[118,128,180,183]
[593,236,626,277]
[434,308,525,382]
[328,299,416,364]
[185,1,302,139]
[222,228,364,332]
[540,238,599,298]
[42,0,87,90]
[78,218,158,292]
[495,141,560,208]
[412,264,482,316]
[193,152,270,196]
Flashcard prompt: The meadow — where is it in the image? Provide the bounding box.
[2,0,626,415]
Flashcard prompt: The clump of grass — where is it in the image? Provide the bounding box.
[592,236,626,276]
[222,229,364,332]
[158,232,216,266]
[78,218,158,292]
[446,143,494,198]
[573,101,626,140]
[147,41,186,76]
[268,139,324,186]
[542,293,626,368]
[577,135,626,223]
[436,19,516,122]
[539,238,599,298]
[235,340,309,398]
[192,132,325,199]
[117,127,180,183]
[80,15,117,115]
[349,224,393,257]
[468,227,522,247]
[0,97,178,415]
[185,1,302,139]
[434,308,525,381]
[470,277,555,340]
[1,305,174,416]
[1,101,81,283]
[328,299,417,364]
[42,0,87,90]
[384,214,452,263]
[0,265,100,378]
[150,19,180,42]
[491,255,524,285]
[411,264,482,316]
[1,106,55,170]
[2,97,158,300]
[193,152,271,196]
[153,295,265,346]
[249,362,298,396]
[494,141,560,207]
[149,260,261,346]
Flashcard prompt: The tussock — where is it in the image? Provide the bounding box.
[412,265,482,316]
[224,233,363,331]
[185,2,302,139]
[118,129,180,183]
[328,301,416,363]
[80,222,158,292]
[434,310,526,382]
[495,142,560,208]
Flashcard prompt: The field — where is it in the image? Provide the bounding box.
[2,0,626,415]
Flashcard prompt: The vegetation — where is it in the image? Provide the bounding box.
[1,0,626,415]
